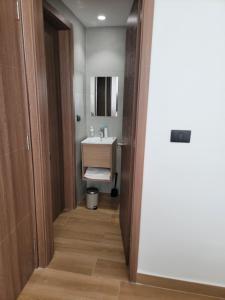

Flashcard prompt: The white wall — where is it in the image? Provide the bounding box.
[86,27,126,193]
[138,0,225,287]
[47,0,87,202]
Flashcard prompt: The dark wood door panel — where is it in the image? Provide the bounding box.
[0,64,29,156]
[0,163,8,242]
[0,0,22,68]
[120,0,142,263]
[58,30,76,210]
[0,0,36,298]
[0,233,22,300]
[45,22,64,221]
[0,214,34,300]
[16,214,35,285]
[0,149,35,234]
[0,153,35,296]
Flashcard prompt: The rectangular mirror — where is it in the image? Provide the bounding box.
[90,76,119,117]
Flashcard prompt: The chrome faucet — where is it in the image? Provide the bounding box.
[99,128,104,140]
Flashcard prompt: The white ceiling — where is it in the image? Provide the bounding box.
[62,0,134,27]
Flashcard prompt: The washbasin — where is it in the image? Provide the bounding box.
[81,137,117,145]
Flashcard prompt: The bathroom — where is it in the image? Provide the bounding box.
[45,0,131,205]
[82,23,126,201]
[43,0,140,265]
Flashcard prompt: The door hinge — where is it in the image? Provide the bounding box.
[16,1,20,20]
[26,134,31,151]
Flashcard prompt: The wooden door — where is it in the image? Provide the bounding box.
[44,22,64,221]
[120,0,142,264]
[0,0,36,298]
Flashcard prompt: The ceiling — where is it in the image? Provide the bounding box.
[62,0,134,27]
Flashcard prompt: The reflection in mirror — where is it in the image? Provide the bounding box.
[90,77,119,117]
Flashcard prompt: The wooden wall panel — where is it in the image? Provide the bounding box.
[120,0,155,281]
[120,0,142,264]
[129,0,155,281]
[58,30,76,210]
[20,0,54,267]
[45,22,65,220]
[0,0,36,298]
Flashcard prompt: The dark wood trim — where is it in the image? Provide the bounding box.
[137,273,225,299]
[20,0,54,267]
[43,1,72,30]
[129,0,155,281]
[58,30,76,210]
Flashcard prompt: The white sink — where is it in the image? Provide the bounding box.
[81,137,117,145]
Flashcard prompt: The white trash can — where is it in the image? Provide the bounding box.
[86,187,99,210]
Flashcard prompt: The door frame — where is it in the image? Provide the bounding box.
[20,0,76,267]
[129,0,155,281]
[20,0,154,275]
[43,2,76,213]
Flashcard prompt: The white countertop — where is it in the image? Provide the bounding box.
[81,137,117,145]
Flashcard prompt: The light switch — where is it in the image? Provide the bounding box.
[170,130,191,143]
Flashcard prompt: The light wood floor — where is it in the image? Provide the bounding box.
[18,195,222,300]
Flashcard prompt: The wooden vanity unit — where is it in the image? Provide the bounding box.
[81,137,117,182]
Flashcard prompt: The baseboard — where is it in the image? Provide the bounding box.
[136,273,225,299]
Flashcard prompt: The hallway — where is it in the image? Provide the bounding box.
[18,195,222,300]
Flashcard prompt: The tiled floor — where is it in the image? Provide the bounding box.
[18,195,222,299]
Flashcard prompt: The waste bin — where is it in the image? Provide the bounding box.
[86,187,99,210]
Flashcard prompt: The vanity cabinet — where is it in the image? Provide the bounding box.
[81,137,117,182]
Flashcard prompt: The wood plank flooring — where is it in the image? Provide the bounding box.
[18,195,223,300]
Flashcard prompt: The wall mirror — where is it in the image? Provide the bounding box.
[90,76,119,117]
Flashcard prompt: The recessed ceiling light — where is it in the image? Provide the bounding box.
[97,15,106,21]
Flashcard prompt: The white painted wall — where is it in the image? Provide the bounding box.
[86,27,126,193]
[138,0,225,287]
[47,0,87,202]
